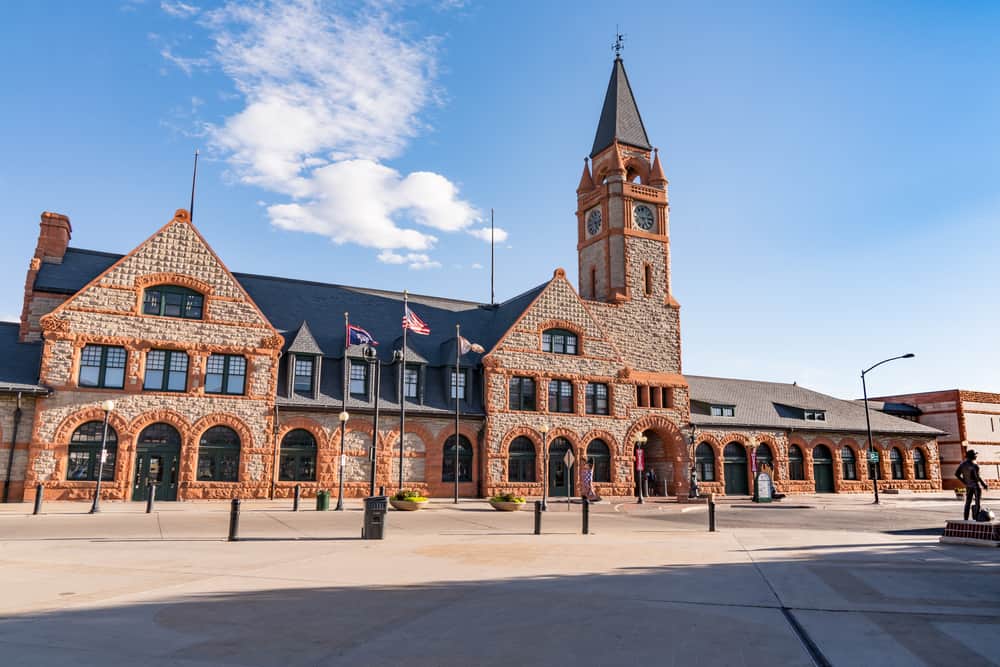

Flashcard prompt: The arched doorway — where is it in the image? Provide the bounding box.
[723,443,749,495]
[548,437,574,497]
[133,423,181,501]
[813,445,834,493]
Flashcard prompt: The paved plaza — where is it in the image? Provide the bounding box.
[1,493,998,666]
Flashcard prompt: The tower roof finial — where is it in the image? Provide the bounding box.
[613,27,625,60]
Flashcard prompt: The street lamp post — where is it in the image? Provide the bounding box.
[634,433,647,504]
[89,399,115,514]
[539,423,550,511]
[335,410,349,510]
[688,424,699,499]
[861,353,915,505]
[362,347,404,498]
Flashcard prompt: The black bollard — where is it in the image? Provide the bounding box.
[145,480,156,514]
[293,484,301,512]
[582,497,590,535]
[32,483,43,515]
[534,500,542,535]
[228,498,241,542]
[379,485,385,497]
[708,494,716,532]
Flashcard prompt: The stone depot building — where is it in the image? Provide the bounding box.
[0,57,943,505]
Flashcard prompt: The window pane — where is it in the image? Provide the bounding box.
[451,371,465,399]
[350,362,366,394]
[542,333,551,352]
[67,450,92,480]
[404,367,418,398]
[565,334,577,354]
[185,294,203,319]
[143,289,161,315]
[104,366,125,389]
[79,365,101,387]
[206,355,225,375]
[227,374,245,395]
[167,369,187,391]
[164,292,183,317]
[553,334,564,354]
[205,374,223,393]
[294,358,313,392]
[144,369,164,391]
[560,381,573,412]
[228,356,246,377]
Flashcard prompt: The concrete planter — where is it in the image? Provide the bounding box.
[389,498,427,511]
[489,500,525,512]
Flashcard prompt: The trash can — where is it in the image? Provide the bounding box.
[362,495,388,539]
[316,490,330,511]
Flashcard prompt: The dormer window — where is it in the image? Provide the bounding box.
[710,405,735,417]
[542,329,578,355]
[143,285,204,320]
[804,410,826,421]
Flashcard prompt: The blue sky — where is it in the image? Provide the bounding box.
[1,0,997,398]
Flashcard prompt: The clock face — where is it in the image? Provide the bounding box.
[634,205,655,231]
[586,209,602,236]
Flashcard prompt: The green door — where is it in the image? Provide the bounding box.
[812,445,834,493]
[132,423,182,502]
[548,438,574,497]
[723,443,749,495]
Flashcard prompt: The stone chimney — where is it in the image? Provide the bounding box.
[19,212,73,341]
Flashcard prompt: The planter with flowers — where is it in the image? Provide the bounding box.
[389,489,428,511]
[489,492,526,512]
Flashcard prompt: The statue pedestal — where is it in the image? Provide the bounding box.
[940,520,1000,548]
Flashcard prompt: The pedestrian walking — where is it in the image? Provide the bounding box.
[581,459,599,502]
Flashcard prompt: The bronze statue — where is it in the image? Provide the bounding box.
[956,449,989,521]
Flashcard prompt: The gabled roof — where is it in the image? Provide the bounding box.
[0,322,46,394]
[285,320,323,356]
[30,247,548,367]
[688,375,942,437]
[591,57,652,157]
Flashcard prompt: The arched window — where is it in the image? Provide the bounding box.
[587,439,611,483]
[67,421,117,481]
[443,435,473,482]
[197,426,240,482]
[788,445,805,480]
[890,447,904,479]
[643,264,653,296]
[138,423,181,447]
[695,443,716,481]
[541,329,578,355]
[279,429,316,482]
[143,285,204,319]
[508,436,536,483]
[756,443,773,471]
[913,449,927,480]
[842,447,857,480]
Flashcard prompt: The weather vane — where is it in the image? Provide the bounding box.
[613,28,625,58]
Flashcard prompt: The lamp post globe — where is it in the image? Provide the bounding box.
[89,400,116,514]
[335,410,349,510]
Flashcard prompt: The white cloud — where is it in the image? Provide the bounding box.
[470,263,484,270]
[160,47,209,76]
[467,226,509,243]
[177,0,478,266]
[377,250,442,271]
[161,1,200,18]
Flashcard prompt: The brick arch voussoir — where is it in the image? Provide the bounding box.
[500,426,542,457]
[438,422,480,451]
[134,272,215,296]
[128,410,191,449]
[382,421,434,454]
[580,428,618,460]
[277,417,329,449]
[54,407,132,446]
[191,413,255,451]
[719,432,752,452]
[692,432,724,459]
[623,157,651,184]
[626,415,684,454]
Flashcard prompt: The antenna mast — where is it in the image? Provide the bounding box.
[490,208,495,305]
[189,149,200,222]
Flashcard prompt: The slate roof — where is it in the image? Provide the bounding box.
[0,322,47,394]
[29,247,548,414]
[591,57,652,157]
[687,375,941,437]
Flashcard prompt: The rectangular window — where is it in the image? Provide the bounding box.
[143,350,188,392]
[204,354,246,395]
[142,286,203,319]
[293,357,314,394]
[508,376,536,411]
[710,405,735,417]
[403,366,419,399]
[805,410,826,421]
[542,330,577,355]
[548,379,574,413]
[586,383,609,415]
[79,345,127,389]
[451,369,466,400]
[349,361,367,396]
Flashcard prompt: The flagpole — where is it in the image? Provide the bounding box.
[399,291,408,493]
[454,324,461,504]
[336,311,348,511]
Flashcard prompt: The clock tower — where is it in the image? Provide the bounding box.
[576,54,682,375]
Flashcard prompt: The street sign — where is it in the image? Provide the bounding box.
[563,449,575,468]
[635,449,645,471]
[868,451,879,463]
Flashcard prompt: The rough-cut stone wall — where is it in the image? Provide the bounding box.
[24,210,283,502]
[0,395,38,501]
[482,272,689,499]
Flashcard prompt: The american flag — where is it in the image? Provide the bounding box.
[402,306,430,335]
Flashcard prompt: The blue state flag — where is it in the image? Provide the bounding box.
[348,324,378,347]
